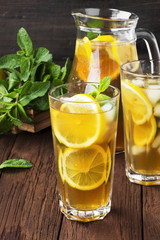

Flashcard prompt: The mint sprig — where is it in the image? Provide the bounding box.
[89,76,111,103]
[0,27,71,134]
[87,19,104,40]
[0,159,32,169]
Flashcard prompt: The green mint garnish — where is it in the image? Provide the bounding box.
[89,76,111,104]
[0,159,32,169]
[87,19,104,40]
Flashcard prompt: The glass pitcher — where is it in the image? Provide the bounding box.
[68,8,160,151]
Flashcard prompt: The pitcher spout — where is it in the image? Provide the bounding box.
[72,8,139,33]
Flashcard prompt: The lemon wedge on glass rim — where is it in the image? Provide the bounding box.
[59,145,111,191]
[51,94,106,148]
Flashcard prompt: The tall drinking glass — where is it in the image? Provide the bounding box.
[121,60,160,185]
[49,82,120,221]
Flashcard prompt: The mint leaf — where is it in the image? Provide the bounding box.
[89,77,111,103]
[0,54,21,69]
[8,112,22,127]
[6,91,18,99]
[0,80,8,89]
[8,70,21,90]
[99,76,111,93]
[87,19,104,29]
[34,47,52,63]
[0,84,8,101]
[87,32,99,41]
[95,94,110,106]
[19,81,50,106]
[47,62,61,80]
[88,90,98,98]
[96,94,110,101]
[43,74,50,82]
[0,101,16,109]
[60,58,71,83]
[28,93,49,111]
[87,19,104,40]
[92,84,99,91]
[0,113,13,134]
[17,28,33,56]
[0,159,32,169]
[20,57,31,82]
[17,103,33,123]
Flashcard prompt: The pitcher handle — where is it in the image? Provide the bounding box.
[136,28,160,60]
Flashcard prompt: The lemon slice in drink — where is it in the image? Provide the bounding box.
[58,148,64,182]
[133,114,157,146]
[121,81,152,124]
[91,35,120,81]
[63,145,111,191]
[93,36,138,68]
[51,94,105,148]
[75,38,93,81]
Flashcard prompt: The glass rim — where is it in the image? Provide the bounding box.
[49,82,120,104]
[120,60,160,79]
[71,8,138,23]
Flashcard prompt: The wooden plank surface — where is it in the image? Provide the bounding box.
[0,129,62,240]
[0,129,160,239]
[143,186,160,240]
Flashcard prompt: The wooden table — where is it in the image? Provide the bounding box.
[0,127,160,240]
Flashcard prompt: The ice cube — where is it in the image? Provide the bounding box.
[141,86,160,106]
[132,79,145,87]
[60,97,71,102]
[132,145,146,155]
[154,102,160,117]
[152,134,160,148]
[101,103,116,122]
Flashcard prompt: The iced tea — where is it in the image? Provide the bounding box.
[121,60,160,185]
[49,82,120,221]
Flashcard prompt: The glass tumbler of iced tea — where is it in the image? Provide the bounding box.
[68,8,160,151]
[49,81,120,222]
[121,60,160,185]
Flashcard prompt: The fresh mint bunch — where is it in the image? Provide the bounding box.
[89,76,111,103]
[0,27,71,134]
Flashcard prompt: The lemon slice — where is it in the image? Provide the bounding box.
[83,37,92,61]
[91,35,120,81]
[58,148,64,182]
[114,44,138,66]
[91,35,116,43]
[121,81,152,124]
[75,38,93,81]
[51,94,106,148]
[93,36,138,67]
[63,145,111,191]
[133,114,157,146]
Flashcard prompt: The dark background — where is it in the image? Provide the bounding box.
[0,0,160,65]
